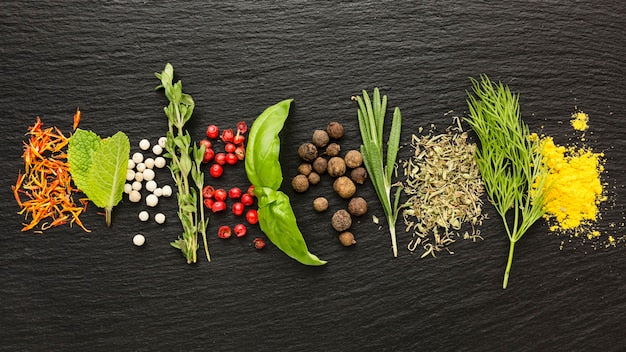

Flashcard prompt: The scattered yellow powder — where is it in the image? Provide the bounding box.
[570,111,589,131]
[538,136,606,230]
[586,230,601,240]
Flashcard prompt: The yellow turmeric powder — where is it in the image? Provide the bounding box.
[535,111,624,249]
[570,111,589,131]
[537,136,606,231]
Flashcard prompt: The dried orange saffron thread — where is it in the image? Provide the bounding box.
[12,110,90,232]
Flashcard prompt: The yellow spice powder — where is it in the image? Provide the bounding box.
[570,111,589,131]
[538,136,606,230]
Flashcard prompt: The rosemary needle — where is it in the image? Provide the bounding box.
[353,88,406,257]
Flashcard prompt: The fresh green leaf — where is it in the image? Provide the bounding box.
[85,131,130,226]
[67,129,129,226]
[361,141,390,216]
[178,153,192,177]
[245,100,326,266]
[245,99,293,190]
[170,239,182,249]
[256,188,326,266]
[193,143,205,165]
[67,129,101,192]
[385,107,402,185]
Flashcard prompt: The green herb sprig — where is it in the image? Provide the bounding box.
[353,88,405,257]
[155,63,209,264]
[465,75,549,288]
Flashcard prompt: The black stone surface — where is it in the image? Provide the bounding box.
[1,1,625,351]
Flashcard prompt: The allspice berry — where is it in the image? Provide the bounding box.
[326,142,341,157]
[298,163,312,176]
[327,157,346,177]
[333,176,356,199]
[327,122,344,139]
[331,209,352,232]
[344,150,363,168]
[292,174,309,192]
[312,129,330,148]
[348,197,368,216]
[312,157,328,174]
[313,197,329,212]
[308,172,321,185]
[338,231,356,246]
[350,167,368,184]
[298,143,318,162]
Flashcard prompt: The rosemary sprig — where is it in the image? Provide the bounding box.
[465,75,548,288]
[155,63,210,264]
[353,88,405,257]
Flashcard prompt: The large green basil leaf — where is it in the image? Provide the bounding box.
[256,187,326,266]
[245,99,292,190]
[245,100,327,266]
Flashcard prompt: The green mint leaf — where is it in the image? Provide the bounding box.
[68,129,101,192]
[85,131,130,223]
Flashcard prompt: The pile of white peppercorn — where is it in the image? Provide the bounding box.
[125,136,173,227]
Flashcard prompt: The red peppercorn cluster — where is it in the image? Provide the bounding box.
[201,121,265,249]
[203,184,260,243]
[201,122,248,178]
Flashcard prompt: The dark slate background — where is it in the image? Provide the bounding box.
[1,1,625,351]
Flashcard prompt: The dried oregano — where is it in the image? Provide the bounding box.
[402,118,486,258]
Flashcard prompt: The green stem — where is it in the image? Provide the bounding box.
[503,240,516,289]
[512,199,520,240]
[388,216,398,257]
[197,173,210,262]
[499,211,513,239]
[105,207,112,227]
[201,222,210,261]
[383,182,398,257]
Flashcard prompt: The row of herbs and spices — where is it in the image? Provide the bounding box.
[12,64,618,288]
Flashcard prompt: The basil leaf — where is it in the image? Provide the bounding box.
[245,100,327,266]
[256,187,326,266]
[245,99,292,190]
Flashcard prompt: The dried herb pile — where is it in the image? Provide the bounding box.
[402,121,486,258]
[13,114,90,232]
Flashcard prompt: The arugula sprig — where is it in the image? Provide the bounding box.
[465,75,549,288]
[353,88,405,257]
[155,63,209,264]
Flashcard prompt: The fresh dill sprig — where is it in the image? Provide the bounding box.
[465,75,548,289]
[353,88,405,257]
